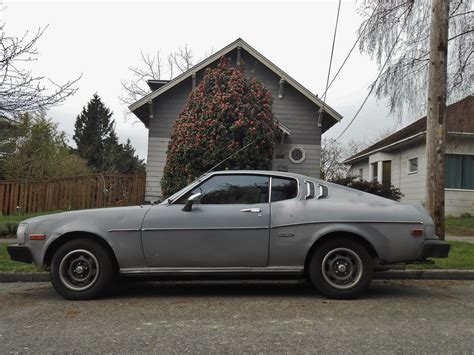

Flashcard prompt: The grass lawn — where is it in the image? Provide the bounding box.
[445,216,474,236]
[0,244,40,272]
[406,241,474,270]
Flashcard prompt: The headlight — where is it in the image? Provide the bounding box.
[17,223,27,244]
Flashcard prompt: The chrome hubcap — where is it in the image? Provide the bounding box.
[59,249,99,291]
[321,248,363,290]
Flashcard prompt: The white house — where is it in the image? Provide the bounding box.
[344,96,474,216]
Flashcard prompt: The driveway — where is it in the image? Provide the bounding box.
[0,280,473,353]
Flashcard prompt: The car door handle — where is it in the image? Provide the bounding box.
[240,208,262,213]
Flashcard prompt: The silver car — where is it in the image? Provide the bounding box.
[8,170,450,300]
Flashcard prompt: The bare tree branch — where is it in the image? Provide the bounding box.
[0,21,81,120]
[120,45,215,116]
[357,0,473,118]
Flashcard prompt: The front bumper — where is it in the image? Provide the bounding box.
[7,244,33,264]
[420,240,450,258]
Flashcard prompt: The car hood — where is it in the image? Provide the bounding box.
[21,205,152,238]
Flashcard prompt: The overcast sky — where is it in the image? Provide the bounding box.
[3,0,413,160]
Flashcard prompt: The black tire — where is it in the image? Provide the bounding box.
[309,238,373,299]
[50,238,116,300]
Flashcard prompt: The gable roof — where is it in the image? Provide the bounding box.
[129,38,342,125]
[344,95,474,164]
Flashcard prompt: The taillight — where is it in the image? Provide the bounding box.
[411,229,424,237]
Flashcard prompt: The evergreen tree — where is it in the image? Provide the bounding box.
[74,94,145,174]
[161,57,280,196]
[73,94,114,171]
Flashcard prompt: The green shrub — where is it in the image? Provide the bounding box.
[330,176,404,201]
[161,57,280,197]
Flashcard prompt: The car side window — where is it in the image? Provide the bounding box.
[176,175,270,204]
[271,177,298,202]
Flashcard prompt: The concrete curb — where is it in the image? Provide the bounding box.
[1,270,474,283]
[374,269,474,280]
[0,272,50,282]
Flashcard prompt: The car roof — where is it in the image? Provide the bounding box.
[207,170,310,180]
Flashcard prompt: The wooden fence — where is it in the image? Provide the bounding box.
[0,174,146,215]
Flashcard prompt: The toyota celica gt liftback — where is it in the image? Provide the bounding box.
[8,170,450,300]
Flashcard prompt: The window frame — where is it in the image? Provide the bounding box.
[174,173,271,205]
[169,173,302,206]
[407,157,419,175]
[445,154,474,191]
[371,162,378,181]
[270,176,300,203]
[289,147,306,164]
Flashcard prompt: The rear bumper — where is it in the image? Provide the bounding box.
[7,244,33,264]
[420,240,450,258]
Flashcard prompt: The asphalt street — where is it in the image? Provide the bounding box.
[1,280,473,354]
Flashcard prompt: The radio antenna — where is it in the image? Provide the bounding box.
[203,139,256,176]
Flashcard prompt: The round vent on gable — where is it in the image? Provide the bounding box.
[289,147,305,164]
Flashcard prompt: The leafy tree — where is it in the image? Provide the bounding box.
[161,57,280,197]
[357,0,472,116]
[330,176,403,202]
[0,20,80,121]
[73,94,114,170]
[2,112,91,181]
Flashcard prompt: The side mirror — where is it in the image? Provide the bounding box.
[182,192,202,212]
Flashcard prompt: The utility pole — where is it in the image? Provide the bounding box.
[426,0,449,240]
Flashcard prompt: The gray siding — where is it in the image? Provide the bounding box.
[239,50,322,145]
[145,47,324,198]
[145,136,170,201]
[149,80,192,138]
[273,143,321,177]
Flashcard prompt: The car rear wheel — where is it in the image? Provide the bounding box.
[309,238,373,299]
[50,239,115,300]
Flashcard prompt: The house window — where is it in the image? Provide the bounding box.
[408,157,418,174]
[358,168,363,180]
[446,154,474,190]
[289,147,305,164]
[371,162,378,181]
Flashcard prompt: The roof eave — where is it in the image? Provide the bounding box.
[343,132,426,164]
[129,38,342,123]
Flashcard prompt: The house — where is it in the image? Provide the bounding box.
[130,38,342,199]
[344,96,474,216]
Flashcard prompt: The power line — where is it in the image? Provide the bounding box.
[335,8,411,141]
[321,3,381,100]
[322,0,342,103]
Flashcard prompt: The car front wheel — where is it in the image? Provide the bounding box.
[50,239,115,300]
[309,238,373,299]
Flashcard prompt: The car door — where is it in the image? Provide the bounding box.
[141,174,271,267]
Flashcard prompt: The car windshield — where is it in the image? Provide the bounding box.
[161,174,210,204]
